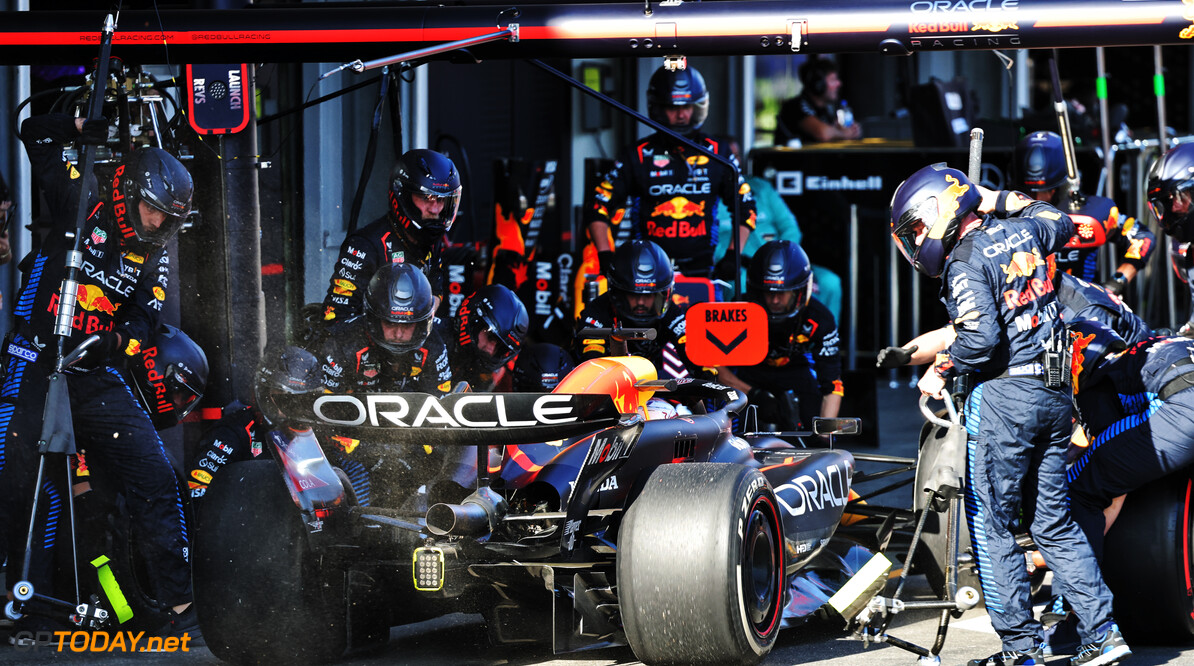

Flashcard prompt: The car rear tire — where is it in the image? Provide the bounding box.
[1102,470,1194,644]
[617,463,783,665]
[194,460,349,664]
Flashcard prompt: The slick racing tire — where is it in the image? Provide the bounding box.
[1102,470,1194,644]
[194,460,349,664]
[618,463,784,665]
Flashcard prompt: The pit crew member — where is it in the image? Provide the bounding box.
[587,65,756,280]
[890,163,1129,666]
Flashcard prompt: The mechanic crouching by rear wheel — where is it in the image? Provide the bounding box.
[1066,324,1194,574]
[1,113,196,637]
[314,263,453,507]
[715,240,842,433]
[889,164,1130,666]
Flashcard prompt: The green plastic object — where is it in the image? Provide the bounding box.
[91,555,134,624]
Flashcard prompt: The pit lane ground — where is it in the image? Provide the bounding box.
[3,378,1192,664]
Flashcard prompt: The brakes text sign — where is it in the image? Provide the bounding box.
[686,302,767,366]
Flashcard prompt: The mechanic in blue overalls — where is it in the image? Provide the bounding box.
[1146,142,1194,336]
[1015,131,1155,296]
[890,163,1129,666]
[1,113,196,635]
[1067,325,1194,566]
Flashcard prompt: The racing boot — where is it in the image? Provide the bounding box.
[1041,593,1071,627]
[967,645,1046,666]
[1070,622,1131,666]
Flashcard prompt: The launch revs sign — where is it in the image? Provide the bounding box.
[186,64,250,135]
[281,392,623,446]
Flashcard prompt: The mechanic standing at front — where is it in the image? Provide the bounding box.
[1,114,196,632]
[890,164,1129,666]
[1145,142,1194,336]
[587,64,756,281]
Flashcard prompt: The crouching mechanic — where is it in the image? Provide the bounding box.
[1,113,195,632]
[889,163,1128,666]
[717,240,842,431]
[445,284,529,392]
[576,240,702,380]
[183,345,323,504]
[1067,324,1194,566]
[315,263,453,506]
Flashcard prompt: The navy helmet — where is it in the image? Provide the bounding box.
[114,147,193,247]
[389,149,461,242]
[608,240,675,327]
[364,263,437,355]
[647,65,709,135]
[890,163,982,278]
[131,325,208,430]
[458,284,529,372]
[746,240,813,323]
[1015,131,1068,193]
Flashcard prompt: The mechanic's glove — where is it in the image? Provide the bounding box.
[597,250,615,280]
[714,255,738,283]
[1180,319,1194,339]
[73,330,122,370]
[876,344,918,369]
[1102,272,1128,296]
[79,118,109,146]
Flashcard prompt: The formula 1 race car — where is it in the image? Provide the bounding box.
[193,345,877,665]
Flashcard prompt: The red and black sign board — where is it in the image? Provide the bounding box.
[686,302,767,367]
[186,63,250,135]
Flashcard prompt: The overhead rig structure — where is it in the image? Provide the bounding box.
[0,0,1191,65]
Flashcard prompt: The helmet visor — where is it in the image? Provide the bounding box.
[613,288,670,326]
[372,317,434,356]
[129,193,187,247]
[402,185,462,235]
[164,364,204,422]
[892,200,934,268]
[1150,179,1194,230]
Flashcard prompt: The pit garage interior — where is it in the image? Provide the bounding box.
[0,0,1192,434]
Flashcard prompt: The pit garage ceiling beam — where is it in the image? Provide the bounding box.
[0,0,1190,64]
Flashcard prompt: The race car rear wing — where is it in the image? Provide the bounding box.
[279,391,624,446]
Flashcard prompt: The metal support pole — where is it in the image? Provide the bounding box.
[888,230,900,389]
[1095,47,1114,201]
[1155,46,1168,154]
[848,204,859,372]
